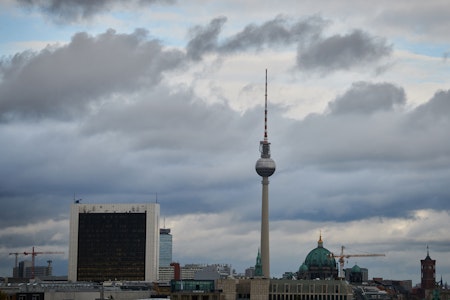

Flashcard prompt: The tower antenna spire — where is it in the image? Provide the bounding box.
[264,68,268,142]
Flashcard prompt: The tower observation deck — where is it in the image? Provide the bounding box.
[255,69,276,278]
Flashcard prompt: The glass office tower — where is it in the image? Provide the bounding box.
[159,228,172,267]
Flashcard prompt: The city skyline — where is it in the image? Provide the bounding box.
[0,0,449,285]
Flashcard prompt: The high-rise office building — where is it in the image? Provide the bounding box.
[17,260,31,278]
[15,260,52,279]
[68,203,160,282]
[255,70,276,278]
[159,228,172,267]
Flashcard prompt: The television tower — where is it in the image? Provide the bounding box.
[255,69,276,278]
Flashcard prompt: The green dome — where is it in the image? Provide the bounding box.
[299,263,308,272]
[303,236,336,269]
[351,264,361,273]
[298,235,339,280]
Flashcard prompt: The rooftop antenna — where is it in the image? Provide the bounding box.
[264,69,268,142]
[73,193,82,204]
[155,192,158,203]
[258,69,272,159]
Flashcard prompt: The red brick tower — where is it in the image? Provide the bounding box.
[421,246,436,290]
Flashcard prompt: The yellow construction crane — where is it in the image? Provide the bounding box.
[330,246,385,279]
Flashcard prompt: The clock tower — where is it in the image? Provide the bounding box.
[421,246,436,290]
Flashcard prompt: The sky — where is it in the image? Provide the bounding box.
[0,0,449,285]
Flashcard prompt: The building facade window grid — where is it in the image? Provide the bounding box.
[68,203,160,283]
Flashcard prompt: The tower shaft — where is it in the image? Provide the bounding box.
[260,177,270,278]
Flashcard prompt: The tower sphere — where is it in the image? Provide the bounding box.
[255,157,276,177]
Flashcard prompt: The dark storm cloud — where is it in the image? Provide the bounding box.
[186,16,390,73]
[186,15,326,59]
[219,15,326,53]
[328,82,406,115]
[405,90,450,156]
[81,88,257,153]
[297,30,392,72]
[273,83,450,222]
[77,85,262,195]
[0,192,69,227]
[0,82,262,223]
[412,89,450,120]
[290,84,450,169]
[0,29,185,120]
[16,0,174,22]
[187,16,227,61]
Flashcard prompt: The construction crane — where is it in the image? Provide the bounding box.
[8,252,22,277]
[23,246,64,279]
[330,246,385,279]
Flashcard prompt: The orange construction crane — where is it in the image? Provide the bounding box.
[330,246,385,279]
[23,246,64,279]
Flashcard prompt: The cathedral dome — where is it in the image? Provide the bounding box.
[303,235,336,269]
[299,263,308,272]
[298,234,338,280]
